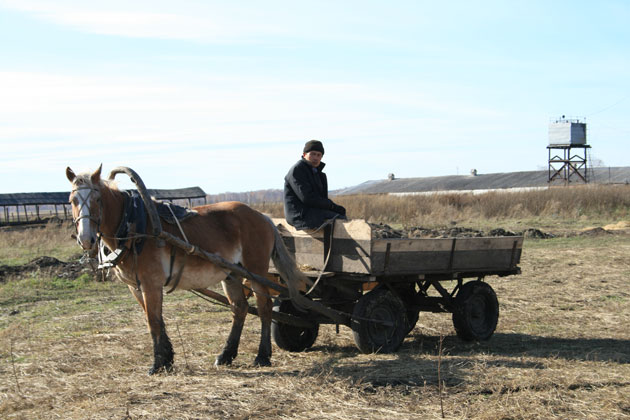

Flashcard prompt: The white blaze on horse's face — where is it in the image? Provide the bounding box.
[69,185,101,251]
[66,165,103,252]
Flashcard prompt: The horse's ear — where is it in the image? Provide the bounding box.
[66,167,76,183]
[91,164,103,184]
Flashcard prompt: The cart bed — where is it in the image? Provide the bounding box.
[272,219,522,277]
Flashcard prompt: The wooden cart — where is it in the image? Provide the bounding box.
[110,167,523,356]
[268,218,522,353]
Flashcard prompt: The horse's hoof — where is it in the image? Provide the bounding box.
[148,363,173,375]
[214,354,234,367]
[253,356,271,367]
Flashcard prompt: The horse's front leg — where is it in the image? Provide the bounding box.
[215,275,248,366]
[140,283,174,375]
[128,284,145,308]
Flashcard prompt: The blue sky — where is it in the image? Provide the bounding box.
[1,0,629,194]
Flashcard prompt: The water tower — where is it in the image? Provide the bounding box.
[547,116,591,184]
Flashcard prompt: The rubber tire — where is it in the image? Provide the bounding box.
[395,283,419,334]
[351,288,407,354]
[405,309,419,335]
[272,299,319,352]
[452,281,499,341]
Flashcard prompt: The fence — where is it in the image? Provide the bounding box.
[2,204,71,225]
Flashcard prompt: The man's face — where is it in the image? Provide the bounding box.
[303,151,323,168]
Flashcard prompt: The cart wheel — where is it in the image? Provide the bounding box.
[405,309,419,334]
[351,289,407,353]
[452,281,499,341]
[394,283,419,334]
[272,299,319,352]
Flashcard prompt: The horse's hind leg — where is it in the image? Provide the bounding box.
[250,281,273,367]
[215,275,248,366]
[134,283,174,375]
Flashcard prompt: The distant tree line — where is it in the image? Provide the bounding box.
[206,189,283,205]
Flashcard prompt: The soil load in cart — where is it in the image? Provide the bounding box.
[268,218,522,354]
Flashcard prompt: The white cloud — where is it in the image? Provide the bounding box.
[0,0,395,44]
[0,0,257,41]
[0,70,450,141]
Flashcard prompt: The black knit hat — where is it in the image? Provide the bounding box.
[303,140,324,155]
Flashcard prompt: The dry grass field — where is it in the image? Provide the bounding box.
[1,188,630,419]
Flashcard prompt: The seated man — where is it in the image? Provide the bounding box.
[283,140,347,230]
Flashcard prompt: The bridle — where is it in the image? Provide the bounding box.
[70,185,103,247]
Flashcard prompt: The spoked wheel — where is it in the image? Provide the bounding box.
[452,281,499,341]
[351,288,407,353]
[272,299,319,352]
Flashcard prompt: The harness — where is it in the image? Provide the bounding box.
[95,192,193,293]
[98,191,147,271]
[72,181,201,294]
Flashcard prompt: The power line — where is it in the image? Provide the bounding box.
[586,95,628,117]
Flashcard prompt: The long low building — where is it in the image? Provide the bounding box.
[335,167,630,196]
[0,187,207,225]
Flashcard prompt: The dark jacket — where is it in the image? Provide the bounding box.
[284,158,342,230]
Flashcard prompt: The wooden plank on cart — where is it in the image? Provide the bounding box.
[371,236,523,275]
[272,218,373,274]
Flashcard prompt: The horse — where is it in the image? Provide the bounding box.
[66,165,308,374]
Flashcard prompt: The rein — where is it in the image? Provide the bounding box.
[163,203,189,294]
[304,215,339,296]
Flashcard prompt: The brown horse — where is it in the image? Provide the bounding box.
[66,165,308,374]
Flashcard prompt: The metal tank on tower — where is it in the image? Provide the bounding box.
[547,116,591,184]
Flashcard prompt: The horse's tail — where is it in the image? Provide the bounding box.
[267,218,312,300]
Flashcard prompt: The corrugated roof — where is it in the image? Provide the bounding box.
[0,187,207,206]
[0,192,70,206]
[336,167,630,195]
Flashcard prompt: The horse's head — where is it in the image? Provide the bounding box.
[66,164,103,251]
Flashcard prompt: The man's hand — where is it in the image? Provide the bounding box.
[331,204,346,216]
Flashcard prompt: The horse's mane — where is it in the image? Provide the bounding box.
[72,171,119,192]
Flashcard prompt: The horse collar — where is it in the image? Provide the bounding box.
[114,191,148,255]
[97,191,147,271]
